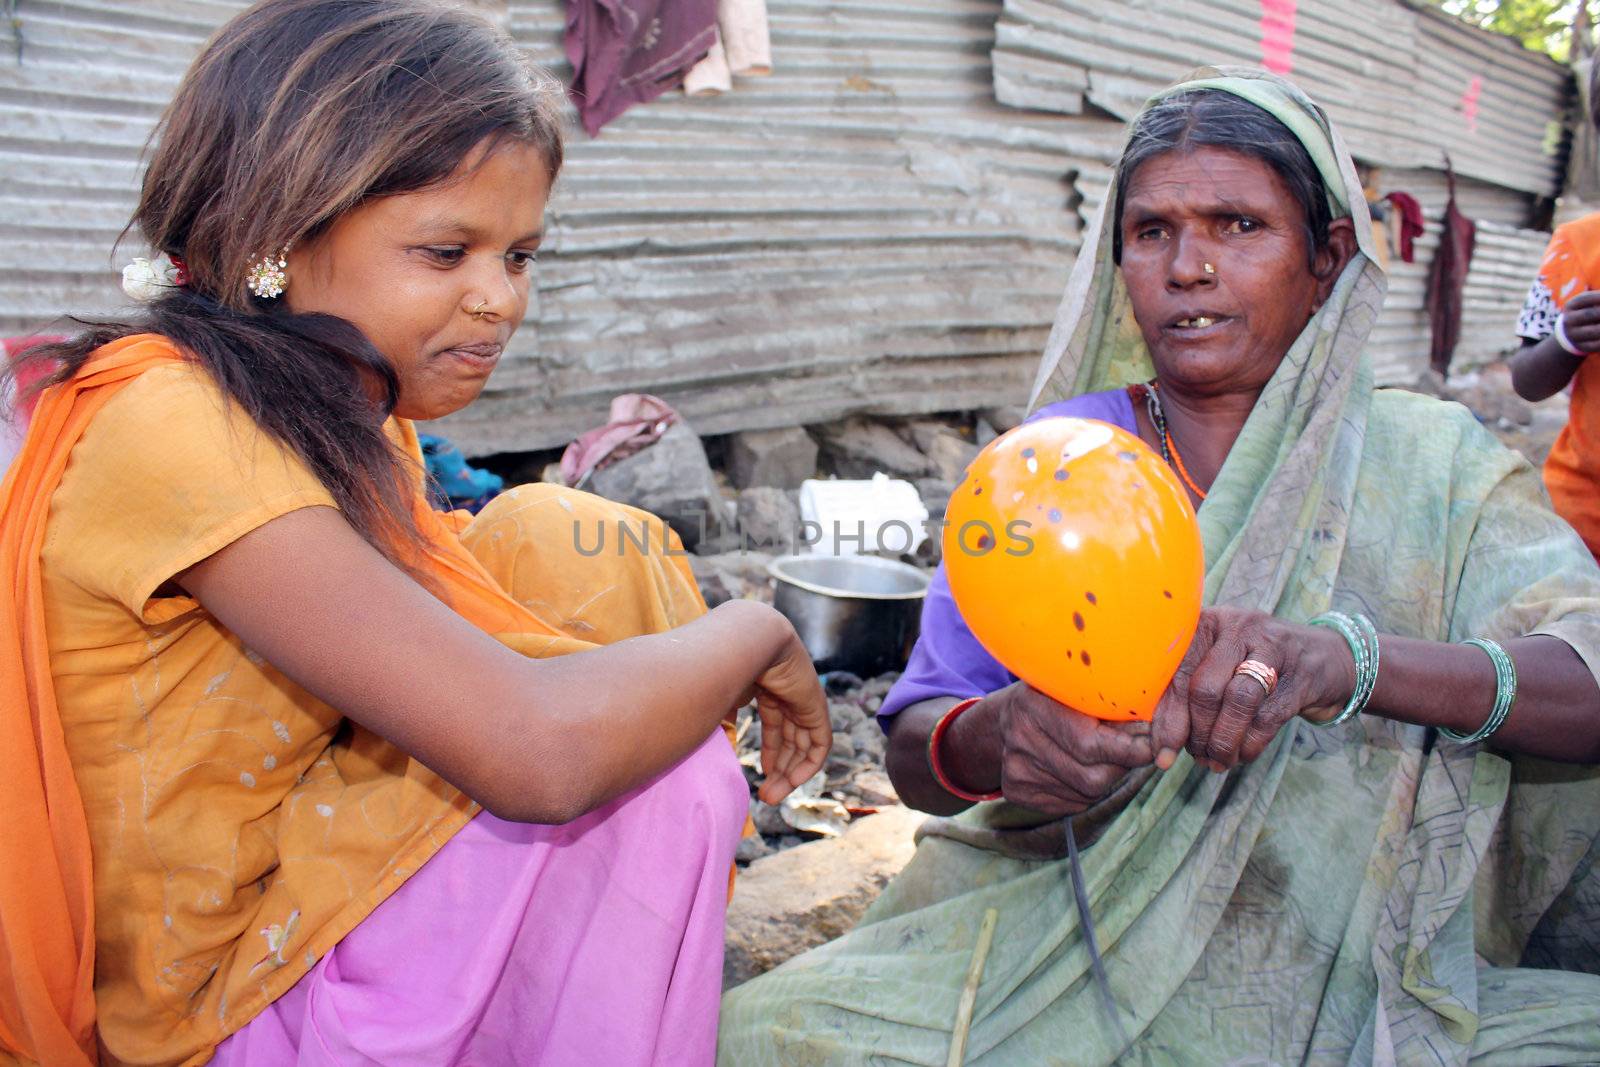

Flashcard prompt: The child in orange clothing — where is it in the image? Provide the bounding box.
[1511,210,1600,559]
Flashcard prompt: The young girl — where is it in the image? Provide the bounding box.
[0,2,828,1064]
[1511,63,1600,559]
[1511,210,1600,559]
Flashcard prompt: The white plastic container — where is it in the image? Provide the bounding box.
[798,473,930,556]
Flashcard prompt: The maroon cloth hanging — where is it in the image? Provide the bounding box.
[564,0,718,136]
[1426,159,1476,375]
[1384,191,1425,264]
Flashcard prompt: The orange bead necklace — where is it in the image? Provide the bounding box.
[1136,381,1208,502]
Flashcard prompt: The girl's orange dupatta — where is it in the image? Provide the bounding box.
[0,335,594,1065]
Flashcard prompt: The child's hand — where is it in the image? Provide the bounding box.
[1562,290,1600,354]
[750,627,831,805]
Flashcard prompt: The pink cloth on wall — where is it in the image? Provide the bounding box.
[559,393,679,486]
[211,730,747,1066]
[4,335,64,419]
[1259,0,1297,74]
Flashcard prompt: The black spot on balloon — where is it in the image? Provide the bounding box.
[976,534,994,550]
[1021,447,1035,459]
[1080,650,1092,666]
[1054,469,1068,481]
[1049,508,1062,523]
[1085,591,1097,605]
[974,486,983,495]
[1162,589,1172,599]
[1072,612,1085,631]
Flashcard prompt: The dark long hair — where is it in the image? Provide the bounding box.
[7,0,564,565]
[1112,89,1332,265]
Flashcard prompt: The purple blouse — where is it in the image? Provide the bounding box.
[879,388,1138,723]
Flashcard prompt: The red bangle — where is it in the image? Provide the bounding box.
[927,696,1003,802]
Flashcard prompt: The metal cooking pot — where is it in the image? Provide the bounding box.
[768,554,930,676]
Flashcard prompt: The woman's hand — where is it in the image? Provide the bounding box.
[987,682,1156,817]
[749,625,831,805]
[1151,606,1354,773]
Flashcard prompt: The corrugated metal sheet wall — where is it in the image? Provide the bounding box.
[0,0,1573,454]
[1367,168,1548,383]
[992,0,1570,196]
[454,0,1117,452]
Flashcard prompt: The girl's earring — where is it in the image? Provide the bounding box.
[246,244,291,299]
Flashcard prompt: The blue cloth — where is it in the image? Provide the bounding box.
[419,433,504,514]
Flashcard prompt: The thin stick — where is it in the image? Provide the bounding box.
[947,907,1000,1067]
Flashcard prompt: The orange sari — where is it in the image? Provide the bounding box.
[2,336,715,1063]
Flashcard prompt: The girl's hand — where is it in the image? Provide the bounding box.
[1151,606,1354,773]
[990,682,1155,816]
[750,625,831,805]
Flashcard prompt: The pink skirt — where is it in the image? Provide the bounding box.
[211,730,747,1066]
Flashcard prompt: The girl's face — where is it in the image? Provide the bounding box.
[285,139,551,421]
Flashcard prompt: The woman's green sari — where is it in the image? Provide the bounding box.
[718,69,1600,1066]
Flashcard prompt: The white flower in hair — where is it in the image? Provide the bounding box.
[120,256,181,303]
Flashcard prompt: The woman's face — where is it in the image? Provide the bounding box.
[1118,145,1351,398]
[285,139,551,421]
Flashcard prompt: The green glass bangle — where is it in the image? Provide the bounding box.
[1440,637,1517,744]
[1353,612,1381,710]
[1308,611,1379,727]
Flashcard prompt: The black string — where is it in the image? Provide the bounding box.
[1066,820,1131,1050]
[1142,379,1174,467]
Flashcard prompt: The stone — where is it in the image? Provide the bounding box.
[904,417,957,455]
[688,550,775,608]
[912,478,952,567]
[847,767,899,808]
[735,487,801,552]
[750,799,790,837]
[979,405,1028,433]
[863,674,897,701]
[828,697,867,733]
[825,731,859,780]
[829,732,857,761]
[735,833,775,864]
[812,417,935,480]
[926,431,979,485]
[1452,369,1534,428]
[723,805,925,987]
[587,420,723,550]
[727,426,819,490]
[849,717,887,765]
[1412,368,1450,400]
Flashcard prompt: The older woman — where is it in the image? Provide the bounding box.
[717,69,1600,1066]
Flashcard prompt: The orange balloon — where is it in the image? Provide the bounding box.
[942,417,1204,722]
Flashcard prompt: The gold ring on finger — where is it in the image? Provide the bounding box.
[1233,659,1278,698]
